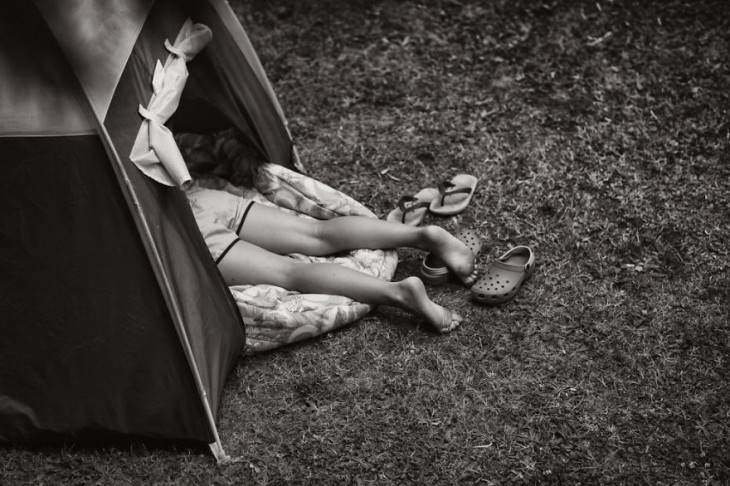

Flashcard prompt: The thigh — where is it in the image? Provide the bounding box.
[239,203,322,255]
[217,238,298,287]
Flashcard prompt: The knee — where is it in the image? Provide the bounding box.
[302,219,335,256]
[269,258,304,288]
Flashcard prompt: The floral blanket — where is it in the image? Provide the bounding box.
[189,163,398,355]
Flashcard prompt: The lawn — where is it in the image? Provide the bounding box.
[3,0,729,484]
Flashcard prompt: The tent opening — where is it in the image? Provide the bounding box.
[169,96,267,191]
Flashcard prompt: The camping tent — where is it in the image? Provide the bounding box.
[0,0,301,462]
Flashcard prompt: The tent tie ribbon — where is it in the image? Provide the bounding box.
[164,39,191,62]
[137,105,165,125]
[129,19,212,187]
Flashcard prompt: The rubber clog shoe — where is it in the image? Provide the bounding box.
[471,246,535,304]
[420,253,450,285]
[420,228,481,286]
[429,174,478,216]
[386,187,439,226]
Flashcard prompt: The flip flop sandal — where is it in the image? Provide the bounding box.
[420,228,481,286]
[386,187,439,226]
[429,174,478,216]
[471,246,535,304]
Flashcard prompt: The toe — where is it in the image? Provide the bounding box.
[440,310,463,333]
[462,270,480,287]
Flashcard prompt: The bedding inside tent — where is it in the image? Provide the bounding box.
[173,129,398,355]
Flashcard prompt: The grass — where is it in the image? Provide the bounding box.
[3,0,730,484]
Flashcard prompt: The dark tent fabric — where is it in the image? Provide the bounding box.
[0,0,296,461]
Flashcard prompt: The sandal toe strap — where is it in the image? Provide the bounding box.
[397,195,430,223]
[437,180,472,205]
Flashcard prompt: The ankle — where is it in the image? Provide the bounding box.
[393,276,427,315]
[419,225,446,252]
[390,280,411,309]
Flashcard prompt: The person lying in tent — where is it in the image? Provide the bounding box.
[176,130,478,334]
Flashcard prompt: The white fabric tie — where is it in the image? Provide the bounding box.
[129,19,213,187]
[137,105,165,125]
[164,39,189,61]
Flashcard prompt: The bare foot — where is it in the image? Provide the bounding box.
[397,277,464,333]
[422,226,479,286]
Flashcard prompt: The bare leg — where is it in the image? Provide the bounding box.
[218,240,463,333]
[240,204,479,285]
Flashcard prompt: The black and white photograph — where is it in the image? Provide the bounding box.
[1,0,728,483]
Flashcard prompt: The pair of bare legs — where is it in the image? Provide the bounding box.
[217,204,478,333]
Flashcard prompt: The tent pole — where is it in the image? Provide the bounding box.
[95,119,230,463]
[66,87,229,461]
